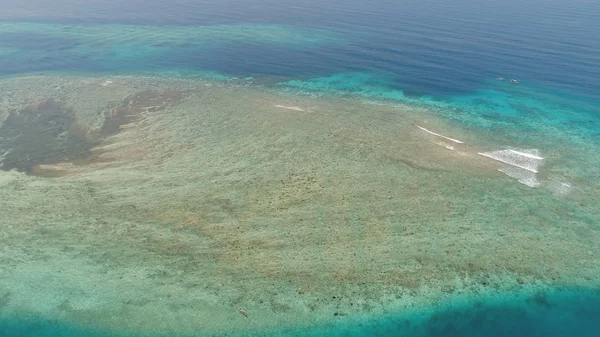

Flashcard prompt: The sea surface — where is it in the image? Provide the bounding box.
[0,0,599,336]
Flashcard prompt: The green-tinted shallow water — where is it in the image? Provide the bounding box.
[0,74,599,336]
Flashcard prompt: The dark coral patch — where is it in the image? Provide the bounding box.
[0,99,93,173]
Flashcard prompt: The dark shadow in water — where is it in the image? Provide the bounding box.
[422,302,537,337]
[0,91,185,176]
[361,289,600,337]
[0,99,93,174]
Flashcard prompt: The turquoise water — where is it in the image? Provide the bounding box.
[279,72,600,139]
[1,0,599,336]
[3,289,600,336]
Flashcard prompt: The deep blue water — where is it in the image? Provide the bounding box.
[1,0,599,97]
[1,0,600,336]
[0,0,598,146]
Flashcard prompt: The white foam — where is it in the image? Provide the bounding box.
[101,80,113,87]
[478,149,543,173]
[498,167,540,187]
[479,148,545,187]
[508,149,544,160]
[274,105,305,112]
[416,126,464,144]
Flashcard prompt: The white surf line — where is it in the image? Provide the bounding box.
[508,149,544,160]
[416,125,464,144]
[477,152,539,173]
[274,105,305,112]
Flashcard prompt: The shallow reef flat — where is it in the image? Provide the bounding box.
[0,75,599,336]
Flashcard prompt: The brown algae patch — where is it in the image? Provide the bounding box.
[0,75,599,336]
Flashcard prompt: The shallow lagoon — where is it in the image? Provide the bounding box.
[0,75,598,336]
